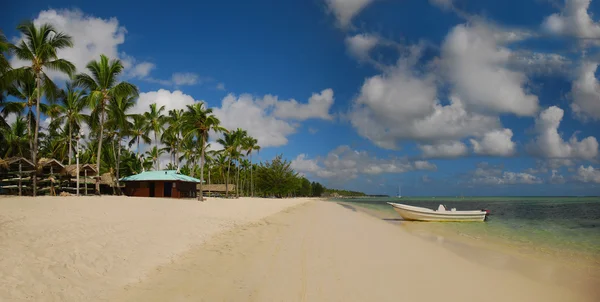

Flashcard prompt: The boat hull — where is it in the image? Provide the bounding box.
[388,203,486,222]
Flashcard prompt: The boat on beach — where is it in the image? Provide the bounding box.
[387,202,489,222]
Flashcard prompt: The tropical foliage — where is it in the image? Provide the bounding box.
[0,21,354,198]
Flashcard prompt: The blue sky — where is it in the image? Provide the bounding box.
[2,0,600,196]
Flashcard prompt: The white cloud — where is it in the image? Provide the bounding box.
[345,34,379,61]
[10,9,153,81]
[291,145,436,181]
[440,22,539,116]
[419,141,468,158]
[542,0,600,39]
[527,106,598,159]
[510,51,570,76]
[133,89,197,115]
[575,165,600,183]
[550,169,566,184]
[213,94,297,148]
[128,62,155,78]
[470,162,542,185]
[324,0,375,28]
[571,62,600,120]
[470,128,516,156]
[216,83,226,91]
[171,72,199,86]
[272,89,334,120]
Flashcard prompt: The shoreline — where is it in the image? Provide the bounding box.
[338,201,600,296]
[115,200,595,301]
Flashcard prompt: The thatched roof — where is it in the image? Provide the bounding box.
[39,158,64,168]
[62,164,98,177]
[100,172,116,186]
[199,184,236,192]
[2,157,35,170]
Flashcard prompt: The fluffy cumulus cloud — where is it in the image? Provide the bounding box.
[575,165,600,183]
[570,62,600,120]
[133,89,334,148]
[290,145,436,181]
[214,89,334,147]
[527,106,599,160]
[345,34,379,61]
[349,60,502,151]
[470,162,542,185]
[324,0,375,28]
[440,23,539,116]
[10,9,153,81]
[429,0,454,10]
[470,128,516,156]
[418,141,468,158]
[542,0,600,39]
[272,89,334,120]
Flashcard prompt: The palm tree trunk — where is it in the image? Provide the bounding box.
[27,106,32,161]
[198,133,205,201]
[250,156,253,197]
[96,98,106,195]
[154,132,158,170]
[236,161,240,198]
[208,168,211,197]
[68,124,72,165]
[32,75,41,197]
[225,156,231,198]
[116,138,121,195]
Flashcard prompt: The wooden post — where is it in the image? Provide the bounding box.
[18,161,22,196]
[84,169,88,196]
[50,166,54,196]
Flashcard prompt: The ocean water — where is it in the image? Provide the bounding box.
[332,197,600,269]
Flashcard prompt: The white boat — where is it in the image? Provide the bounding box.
[387,203,489,222]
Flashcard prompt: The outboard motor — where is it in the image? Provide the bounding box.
[482,209,491,221]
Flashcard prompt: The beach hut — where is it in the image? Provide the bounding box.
[38,158,65,196]
[120,170,201,198]
[61,164,98,195]
[199,184,235,197]
[0,157,35,196]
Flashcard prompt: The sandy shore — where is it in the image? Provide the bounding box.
[0,196,309,301]
[114,201,595,302]
[1,197,596,301]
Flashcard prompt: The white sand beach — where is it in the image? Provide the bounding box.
[0,196,308,301]
[0,197,596,302]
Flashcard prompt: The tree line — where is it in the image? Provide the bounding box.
[0,22,362,199]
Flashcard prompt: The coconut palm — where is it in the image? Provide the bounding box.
[74,54,138,193]
[242,136,260,197]
[145,146,165,170]
[144,103,166,170]
[11,21,75,196]
[52,82,87,164]
[1,116,29,157]
[106,94,135,184]
[128,114,151,161]
[0,30,13,107]
[182,102,226,201]
[1,71,39,156]
[217,128,246,198]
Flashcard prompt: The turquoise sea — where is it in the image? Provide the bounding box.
[332,197,600,270]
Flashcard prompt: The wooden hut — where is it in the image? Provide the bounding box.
[61,164,98,195]
[0,157,35,196]
[199,184,236,197]
[120,170,201,198]
[38,158,65,196]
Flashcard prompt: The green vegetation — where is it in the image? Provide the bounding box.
[0,21,367,198]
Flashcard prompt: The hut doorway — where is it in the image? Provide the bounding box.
[149,182,155,197]
[164,182,172,197]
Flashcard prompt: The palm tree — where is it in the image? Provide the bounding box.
[107,94,135,185]
[1,116,29,157]
[166,109,184,169]
[182,102,226,201]
[0,30,13,107]
[179,136,199,177]
[145,146,165,170]
[52,82,87,164]
[242,136,260,197]
[11,21,75,196]
[2,71,39,158]
[74,54,138,194]
[217,128,246,198]
[128,114,151,162]
[144,103,166,170]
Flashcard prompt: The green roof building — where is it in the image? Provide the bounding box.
[120,170,202,198]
